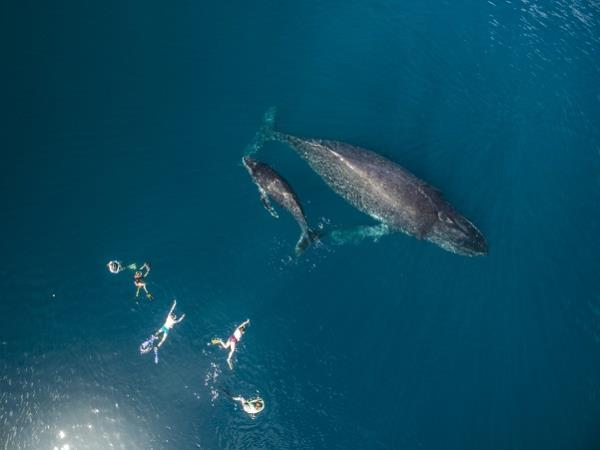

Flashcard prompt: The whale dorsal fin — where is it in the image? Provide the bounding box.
[259,188,279,219]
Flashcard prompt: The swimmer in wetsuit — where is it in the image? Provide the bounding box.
[134,262,152,299]
[211,319,250,369]
[154,299,185,348]
[232,396,265,415]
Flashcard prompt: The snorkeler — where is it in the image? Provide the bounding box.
[134,262,152,299]
[154,299,185,348]
[211,319,250,369]
[107,260,137,274]
[107,260,122,273]
[232,396,265,415]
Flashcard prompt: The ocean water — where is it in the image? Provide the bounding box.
[1,1,600,449]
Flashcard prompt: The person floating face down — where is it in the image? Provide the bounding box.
[134,262,152,300]
[107,260,123,274]
[232,396,265,416]
[107,260,138,274]
[154,299,185,348]
[211,319,250,369]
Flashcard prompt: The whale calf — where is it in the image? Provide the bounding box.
[250,108,487,256]
[242,156,316,255]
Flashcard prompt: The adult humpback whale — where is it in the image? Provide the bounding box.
[248,108,487,257]
[242,156,316,255]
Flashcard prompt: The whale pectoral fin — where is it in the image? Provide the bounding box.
[260,190,279,218]
[368,224,391,243]
[323,223,392,246]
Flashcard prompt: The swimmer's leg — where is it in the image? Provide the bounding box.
[157,332,168,348]
[226,344,236,369]
[211,338,228,349]
[141,285,152,300]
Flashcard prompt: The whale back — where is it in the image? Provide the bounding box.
[253,163,307,222]
[281,134,442,237]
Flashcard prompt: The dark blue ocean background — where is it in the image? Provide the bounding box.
[1,1,600,449]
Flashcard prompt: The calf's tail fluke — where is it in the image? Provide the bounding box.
[294,229,320,256]
[243,107,279,156]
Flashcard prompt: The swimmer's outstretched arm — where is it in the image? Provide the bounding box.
[175,313,185,324]
[168,300,177,316]
[238,319,250,329]
[140,262,151,275]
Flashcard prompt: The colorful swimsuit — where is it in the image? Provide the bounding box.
[229,328,242,344]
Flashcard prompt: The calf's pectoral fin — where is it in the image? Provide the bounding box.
[259,190,279,218]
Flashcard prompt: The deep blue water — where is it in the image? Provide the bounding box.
[1,1,600,449]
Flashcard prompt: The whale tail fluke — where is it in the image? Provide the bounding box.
[294,229,320,256]
[244,107,279,156]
